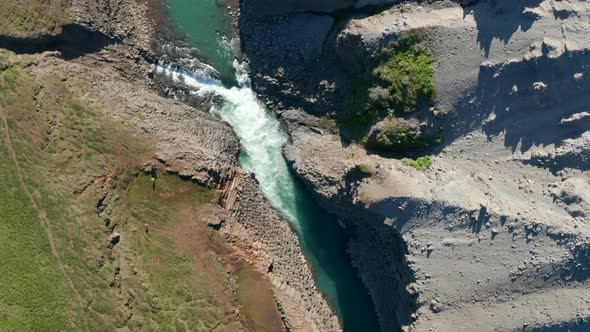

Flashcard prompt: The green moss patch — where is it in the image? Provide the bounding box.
[373,31,436,115]
[343,31,436,125]
[404,155,433,171]
[338,31,438,153]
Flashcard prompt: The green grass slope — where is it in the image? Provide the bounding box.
[0,120,77,331]
[0,50,283,331]
[0,0,71,36]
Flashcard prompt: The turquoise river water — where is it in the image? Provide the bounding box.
[161,0,380,330]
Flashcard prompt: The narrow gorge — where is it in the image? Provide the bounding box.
[151,0,384,329]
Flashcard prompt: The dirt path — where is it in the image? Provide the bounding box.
[0,111,90,331]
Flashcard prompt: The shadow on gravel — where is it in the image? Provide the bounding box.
[514,234,590,286]
[531,321,590,332]
[0,24,118,60]
[464,0,543,57]
[438,47,590,158]
[479,51,590,153]
[470,205,489,234]
[523,149,590,174]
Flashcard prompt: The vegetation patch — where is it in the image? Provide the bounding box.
[0,66,19,97]
[0,117,75,331]
[337,79,373,138]
[127,172,214,225]
[0,0,71,36]
[126,173,236,330]
[358,164,373,175]
[373,30,436,115]
[341,31,436,126]
[404,155,433,171]
[338,30,438,153]
[0,57,129,330]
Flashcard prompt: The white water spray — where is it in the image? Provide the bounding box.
[153,61,301,229]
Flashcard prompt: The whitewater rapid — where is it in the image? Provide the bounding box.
[153,54,381,330]
[153,61,301,230]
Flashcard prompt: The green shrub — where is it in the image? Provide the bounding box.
[0,66,20,99]
[358,164,373,175]
[367,86,392,110]
[404,156,432,171]
[338,30,436,139]
[377,121,426,150]
[373,31,436,115]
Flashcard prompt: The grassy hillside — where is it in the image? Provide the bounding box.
[0,50,282,331]
[0,0,71,36]
[0,108,77,331]
[125,172,237,330]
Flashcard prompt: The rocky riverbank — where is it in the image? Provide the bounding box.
[219,172,341,331]
[133,4,343,330]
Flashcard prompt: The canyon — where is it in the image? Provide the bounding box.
[1,0,589,331]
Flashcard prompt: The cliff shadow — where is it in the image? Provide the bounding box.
[464,0,543,57]
[531,322,590,332]
[0,24,118,60]
[436,46,590,157]
[286,170,386,331]
[237,4,390,123]
[238,9,341,112]
[286,163,419,331]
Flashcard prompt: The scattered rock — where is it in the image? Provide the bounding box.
[109,232,121,245]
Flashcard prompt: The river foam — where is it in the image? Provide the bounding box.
[153,61,301,230]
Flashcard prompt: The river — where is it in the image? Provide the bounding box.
[160,0,380,330]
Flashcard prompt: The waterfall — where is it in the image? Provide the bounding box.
[153,60,301,230]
